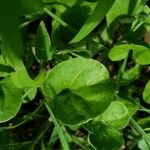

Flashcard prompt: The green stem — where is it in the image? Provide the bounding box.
[19,21,31,28]
[43,7,76,34]
[138,108,150,114]
[71,135,90,150]
[29,121,51,149]
[34,121,50,144]
[130,118,150,149]
[44,102,70,150]
[0,141,33,148]
[115,54,128,94]
[138,106,150,114]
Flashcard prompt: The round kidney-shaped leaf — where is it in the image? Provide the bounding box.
[43,58,115,125]
[0,78,22,123]
[101,101,130,129]
[132,45,150,65]
[109,44,130,61]
[143,80,150,104]
[109,43,150,65]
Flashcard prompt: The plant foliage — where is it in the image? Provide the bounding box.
[0,0,150,149]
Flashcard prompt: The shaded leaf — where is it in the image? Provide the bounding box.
[70,0,116,43]
[88,122,123,150]
[18,0,44,17]
[138,117,150,130]
[107,0,140,26]
[143,80,150,104]
[0,1,33,88]
[117,96,139,116]
[35,21,53,63]
[0,55,13,77]
[121,64,141,85]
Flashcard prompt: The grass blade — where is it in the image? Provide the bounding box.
[70,0,116,43]
[44,102,70,150]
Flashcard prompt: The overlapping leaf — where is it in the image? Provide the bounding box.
[70,0,116,43]
[0,0,33,88]
[18,0,44,17]
[109,43,150,65]
[84,119,123,150]
[43,58,115,125]
[101,101,130,129]
[88,123,123,150]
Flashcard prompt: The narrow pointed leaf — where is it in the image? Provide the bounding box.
[35,21,53,63]
[70,0,116,43]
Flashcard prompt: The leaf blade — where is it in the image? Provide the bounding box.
[70,0,116,43]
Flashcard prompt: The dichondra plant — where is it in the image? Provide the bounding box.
[0,0,150,149]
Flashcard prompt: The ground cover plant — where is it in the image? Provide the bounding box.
[1,0,150,149]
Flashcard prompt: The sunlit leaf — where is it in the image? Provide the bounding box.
[0,78,22,123]
[143,80,150,104]
[43,58,115,125]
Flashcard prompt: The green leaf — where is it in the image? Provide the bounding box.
[35,21,53,63]
[22,69,46,101]
[0,55,13,77]
[0,0,22,54]
[0,1,33,88]
[23,88,37,102]
[57,49,92,58]
[50,0,95,48]
[88,122,123,150]
[109,43,150,65]
[138,117,150,130]
[121,64,141,85]
[101,101,130,129]
[43,58,115,125]
[45,102,70,150]
[106,0,141,40]
[70,0,116,43]
[18,0,44,17]
[117,95,140,116]
[143,80,150,104]
[108,44,130,61]
[47,127,59,150]
[133,44,150,65]
[1,34,33,88]
[138,133,150,150]
[107,0,141,26]
[0,78,22,123]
